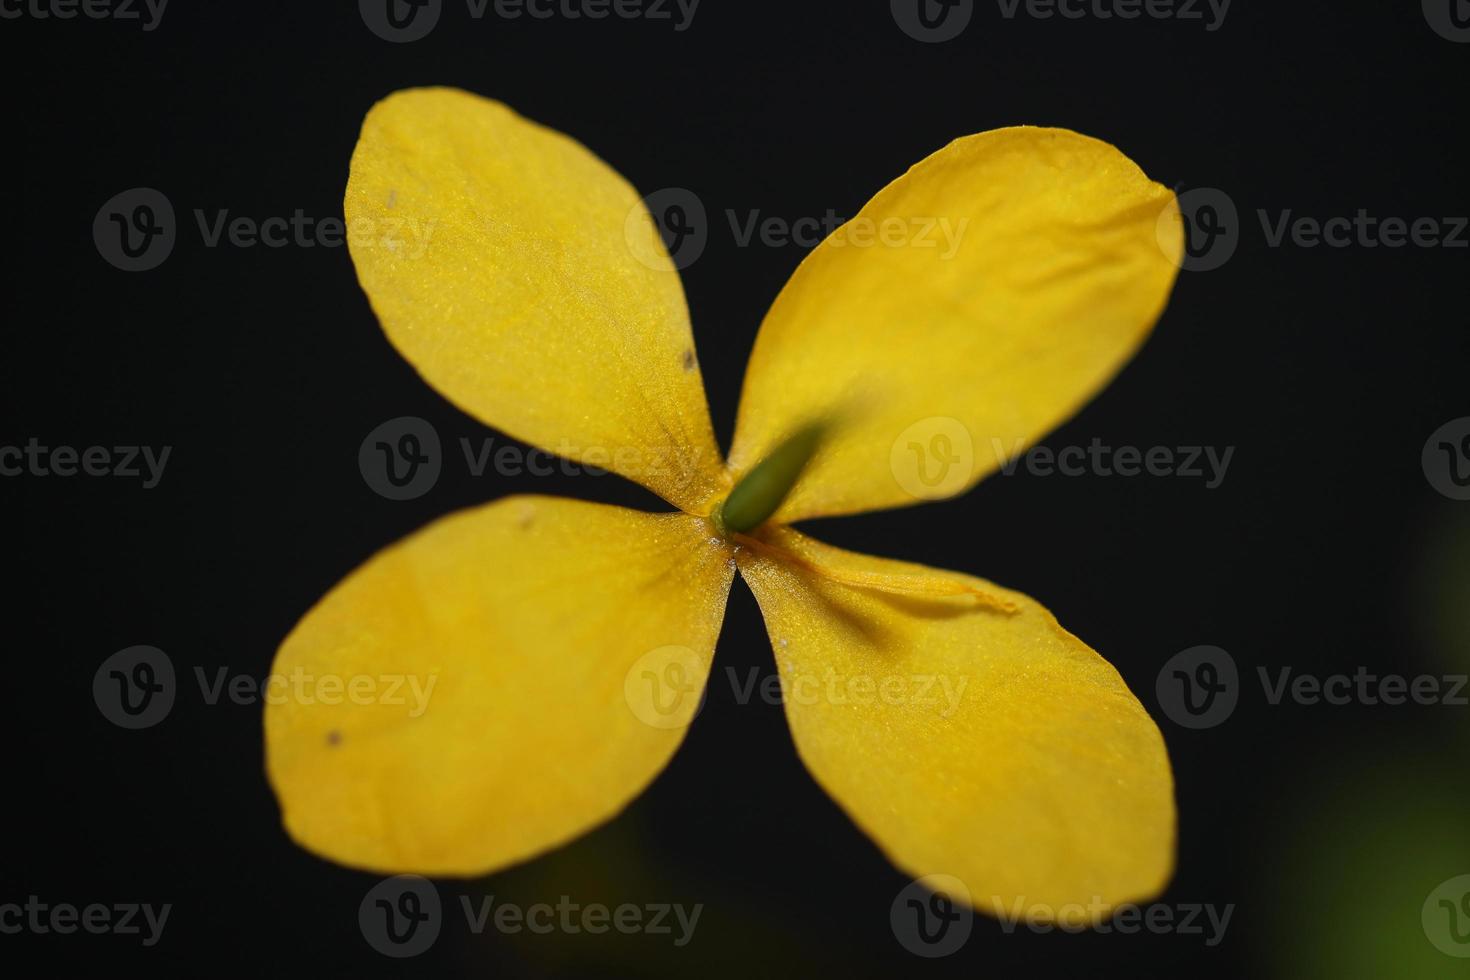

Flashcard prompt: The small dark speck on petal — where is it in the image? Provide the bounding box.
[326,730,342,746]
[682,349,696,371]
[386,189,397,209]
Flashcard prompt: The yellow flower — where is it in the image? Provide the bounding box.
[265,86,1184,923]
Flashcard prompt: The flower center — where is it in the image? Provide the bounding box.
[713,422,826,536]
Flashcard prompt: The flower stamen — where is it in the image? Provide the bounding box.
[733,532,1019,614]
[715,422,826,535]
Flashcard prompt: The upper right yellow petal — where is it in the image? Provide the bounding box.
[728,127,1182,522]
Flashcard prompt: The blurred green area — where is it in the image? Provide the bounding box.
[1412,503,1470,679]
[1263,750,1470,978]
[1260,503,1470,978]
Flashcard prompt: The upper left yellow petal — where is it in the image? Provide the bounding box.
[265,496,733,875]
[346,87,727,513]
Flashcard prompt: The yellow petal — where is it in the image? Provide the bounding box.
[728,127,1182,522]
[265,496,733,875]
[735,527,1175,920]
[346,88,727,514]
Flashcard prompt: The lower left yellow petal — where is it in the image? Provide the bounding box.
[265,496,733,875]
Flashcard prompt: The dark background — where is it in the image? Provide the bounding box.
[3,0,1468,976]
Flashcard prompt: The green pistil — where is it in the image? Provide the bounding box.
[716,423,825,535]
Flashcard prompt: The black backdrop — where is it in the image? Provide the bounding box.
[4,1,1469,977]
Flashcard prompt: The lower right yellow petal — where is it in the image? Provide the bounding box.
[736,527,1175,921]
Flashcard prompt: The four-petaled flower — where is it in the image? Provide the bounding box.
[265,87,1184,923]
